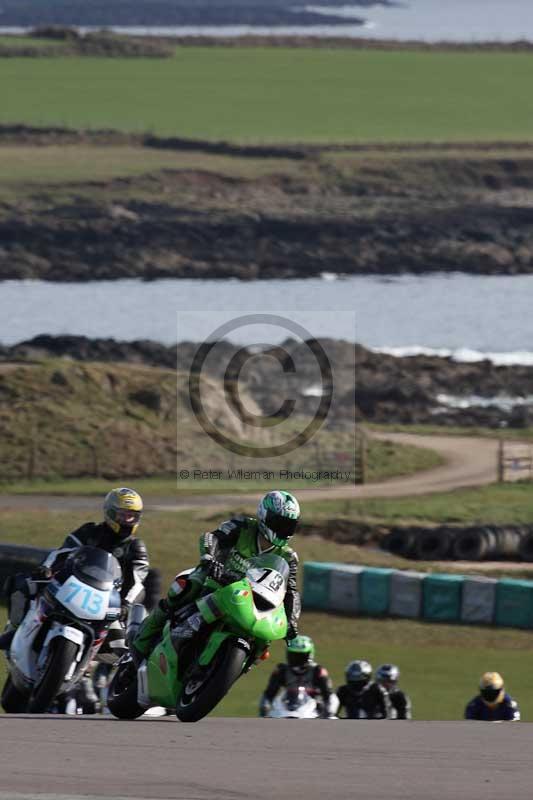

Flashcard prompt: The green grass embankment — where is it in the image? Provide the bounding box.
[308,482,533,526]
[0,359,442,487]
[2,49,533,142]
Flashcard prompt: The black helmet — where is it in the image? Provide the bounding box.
[345,659,372,690]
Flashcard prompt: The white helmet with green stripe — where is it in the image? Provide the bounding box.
[257,490,300,546]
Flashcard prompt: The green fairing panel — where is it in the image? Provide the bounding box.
[146,622,180,708]
[201,580,288,642]
[198,630,234,666]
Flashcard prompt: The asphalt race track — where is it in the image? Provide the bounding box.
[1,716,532,800]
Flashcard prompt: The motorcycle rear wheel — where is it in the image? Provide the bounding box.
[107,661,144,720]
[1,676,28,713]
[28,638,79,713]
[176,640,247,723]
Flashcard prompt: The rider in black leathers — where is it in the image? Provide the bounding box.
[337,660,392,719]
[259,635,335,718]
[0,488,149,654]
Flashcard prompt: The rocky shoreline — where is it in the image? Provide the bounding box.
[5,335,533,428]
[2,133,533,281]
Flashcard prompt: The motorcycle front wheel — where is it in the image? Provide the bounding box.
[107,660,145,720]
[176,640,247,723]
[28,638,79,713]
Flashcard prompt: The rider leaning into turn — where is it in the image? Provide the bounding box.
[259,635,335,718]
[132,490,301,662]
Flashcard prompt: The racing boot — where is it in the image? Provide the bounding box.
[130,603,168,665]
[170,611,204,645]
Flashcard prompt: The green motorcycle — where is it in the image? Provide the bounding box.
[108,553,289,722]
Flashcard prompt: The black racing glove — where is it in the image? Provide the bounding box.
[119,603,131,623]
[200,554,226,582]
[285,625,298,644]
[31,566,52,581]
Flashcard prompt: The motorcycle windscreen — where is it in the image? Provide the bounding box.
[71,545,122,591]
[246,554,289,610]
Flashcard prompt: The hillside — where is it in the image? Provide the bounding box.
[0,356,442,482]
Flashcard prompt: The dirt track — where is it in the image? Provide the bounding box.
[0,715,532,800]
[0,433,499,514]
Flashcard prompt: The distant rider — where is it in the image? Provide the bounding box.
[337,660,392,719]
[132,490,301,661]
[0,487,149,654]
[465,672,520,722]
[259,635,335,718]
[375,663,412,719]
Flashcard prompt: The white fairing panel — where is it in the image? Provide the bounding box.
[10,600,43,685]
[269,691,319,719]
[247,567,286,609]
[55,576,110,620]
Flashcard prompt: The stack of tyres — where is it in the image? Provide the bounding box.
[415,528,455,561]
[384,528,418,559]
[453,526,523,561]
[518,526,533,561]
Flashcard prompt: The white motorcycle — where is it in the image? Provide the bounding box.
[268,686,339,719]
[1,545,122,713]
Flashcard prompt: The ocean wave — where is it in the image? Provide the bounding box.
[436,392,533,411]
[372,346,533,367]
[302,5,368,20]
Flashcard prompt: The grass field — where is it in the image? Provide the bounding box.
[2,507,533,719]
[2,49,533,142]
[307,482,533,525]
[0,145,299,186]
[0,356,443,489]
[0,431,443,496]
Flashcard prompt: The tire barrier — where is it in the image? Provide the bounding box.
[384,528,417,559]
[303,561,533,629]
[518,531,533,562]
[415,528,455,561]
[381,524,533,562]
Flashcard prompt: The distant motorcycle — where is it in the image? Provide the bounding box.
[1,545,122,713]
[267,686,339,719]
[269,687,321,718]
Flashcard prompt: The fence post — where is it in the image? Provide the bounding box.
[497,438,504,483]
[355,425,367,484]
[27,420,37,480]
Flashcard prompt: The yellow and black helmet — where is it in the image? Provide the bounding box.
[103,488,143,540]
[479,672,505,707]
